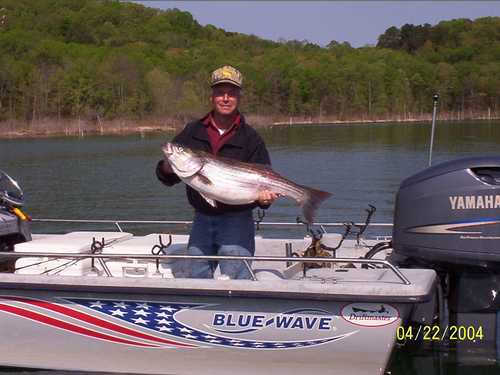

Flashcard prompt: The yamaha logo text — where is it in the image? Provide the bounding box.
[449,195,500,210]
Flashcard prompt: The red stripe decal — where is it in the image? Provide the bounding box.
[0,303,157,348]
[0,296,195,348]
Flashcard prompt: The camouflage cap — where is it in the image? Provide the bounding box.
[210,65,243,88]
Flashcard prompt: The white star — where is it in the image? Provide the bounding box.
[157,326,173,332]
[179,327,193,333]
[155,311,171,318]
[132,317,149,325]
[110,309,127,317]
[155,318,171,325]
[113,302,129,309]
[203,334,216,339]
[159,306,177,312]
[183,334,198,339]
[209,339,221,343]
[89,301,104,309]
[230,339,241,343]
[133,309,151,317]
[136,303,150,310]
[232,343,245,346]
[254,345,265,348]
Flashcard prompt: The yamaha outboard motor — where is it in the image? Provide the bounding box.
[393,157,500,268]
[391,157,500,357]
[0,170,31,271]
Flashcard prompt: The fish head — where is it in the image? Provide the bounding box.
[161,143,203,178]
[162,142,176,156]
[162,142,196,159]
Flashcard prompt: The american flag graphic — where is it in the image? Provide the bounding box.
[0,295,356,349]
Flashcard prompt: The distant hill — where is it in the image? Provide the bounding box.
[0,0,498,129]
[378,18,500,60]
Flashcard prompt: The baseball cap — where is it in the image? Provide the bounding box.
[210,65,243,88]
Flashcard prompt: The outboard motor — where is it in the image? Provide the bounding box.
[392,157,500,269]
[391,157,500,358]
[0,170,31,272]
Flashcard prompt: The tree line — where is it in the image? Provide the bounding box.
[0,0,499,128]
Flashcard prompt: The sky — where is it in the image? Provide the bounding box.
[135,1,500,47]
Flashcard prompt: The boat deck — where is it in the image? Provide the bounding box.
[4,230,435,303]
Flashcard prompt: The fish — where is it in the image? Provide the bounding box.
[161,143,332,223]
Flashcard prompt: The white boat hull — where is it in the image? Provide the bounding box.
[0,288,408,375]
[0,231,436,374]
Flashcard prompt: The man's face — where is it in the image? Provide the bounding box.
[211,83,240,116]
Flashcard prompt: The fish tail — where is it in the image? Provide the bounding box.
[301,188,332,224]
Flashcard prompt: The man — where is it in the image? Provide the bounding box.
[156,65,279,279]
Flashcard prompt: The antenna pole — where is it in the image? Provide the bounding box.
[428,94,439,166]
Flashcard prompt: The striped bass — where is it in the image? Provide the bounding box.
[162,143,332,223]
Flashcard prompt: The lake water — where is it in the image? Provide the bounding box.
[2,120,500,231]
[0,120,500,374]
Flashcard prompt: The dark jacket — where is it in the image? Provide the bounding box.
[156,115,271,215]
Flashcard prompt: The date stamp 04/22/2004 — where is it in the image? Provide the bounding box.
[396,325,485,342]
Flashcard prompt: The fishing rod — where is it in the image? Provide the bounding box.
[428,93,439,166]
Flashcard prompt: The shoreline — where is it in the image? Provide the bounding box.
[0,113,498,139]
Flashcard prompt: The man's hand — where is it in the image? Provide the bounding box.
[257,190,281,206]
[161,160,174,174]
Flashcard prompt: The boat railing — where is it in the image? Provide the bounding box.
[31,218,393,232]
[3,251,410,285]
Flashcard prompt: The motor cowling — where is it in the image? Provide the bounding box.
[392,157,500,269]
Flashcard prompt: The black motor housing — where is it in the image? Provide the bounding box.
[0,209,31,272]
[392,157,500,269]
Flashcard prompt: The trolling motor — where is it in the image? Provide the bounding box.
[0,170,31,272]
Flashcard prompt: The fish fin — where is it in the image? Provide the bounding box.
[195,171,213,185]
[199,192,217,207]
[301,188,332,224]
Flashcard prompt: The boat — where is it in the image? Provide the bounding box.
[2,151,500,374]
[0,170,437,374]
